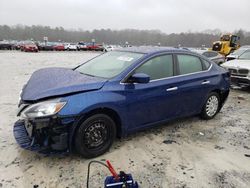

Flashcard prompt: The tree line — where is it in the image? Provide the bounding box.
[0,25,250,47]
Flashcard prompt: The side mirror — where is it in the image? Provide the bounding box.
[128,73,150,84]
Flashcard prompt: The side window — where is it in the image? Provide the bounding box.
[177,55,203,75]
[135,55,173,80]
[201,59,211,70]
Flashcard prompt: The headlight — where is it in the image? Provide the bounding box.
[21,101,66,118]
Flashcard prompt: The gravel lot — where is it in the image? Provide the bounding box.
[0,51,250,188]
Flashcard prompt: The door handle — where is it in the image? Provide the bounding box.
[166,87,178,91]
[202,80,210,85]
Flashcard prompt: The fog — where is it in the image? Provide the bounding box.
[0,0,249,33]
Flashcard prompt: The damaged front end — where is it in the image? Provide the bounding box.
[14,99,75,155]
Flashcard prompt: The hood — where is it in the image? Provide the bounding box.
[222,59,250,69]
[227,54,238,58]
[21,67,107,101]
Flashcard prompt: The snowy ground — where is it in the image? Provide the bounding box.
[0,51,250,188]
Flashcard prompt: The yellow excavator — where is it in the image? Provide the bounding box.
[212,34,240,56]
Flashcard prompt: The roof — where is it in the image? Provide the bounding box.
[116,46,189,54]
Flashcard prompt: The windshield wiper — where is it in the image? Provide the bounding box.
[79,72,96,77]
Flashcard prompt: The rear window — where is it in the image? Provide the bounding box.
[209,52,218,57]
[202,51,218,58]
[177,55,203,75]
[202,59,211,70]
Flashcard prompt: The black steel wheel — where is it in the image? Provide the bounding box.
[74,114,116,158]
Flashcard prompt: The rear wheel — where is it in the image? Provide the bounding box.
[74,114,116,158]
[201,92,220,120]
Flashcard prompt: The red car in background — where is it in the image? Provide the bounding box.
[20,42,38,52]
[88,43,104,51]
[53,43,65,51]
[78,42,104,51]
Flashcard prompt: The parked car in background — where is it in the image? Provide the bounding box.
[78,42,88,51]
[53,43,65,51]
[86,43,104,51]
[103,45,121,52]
[65,43,78,51]
[103,45,115,51]
[13,41,26,50]
[14,47,230,158]
[20,41,38,52]
[194,50,225,65]
[0,40,13,50]
[222,49,250,87]
[38,42,55,51]
[226,46,250,61]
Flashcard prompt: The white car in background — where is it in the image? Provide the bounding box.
[226,46,250,61]
[103,45,121,52]
[64,43,78,51]
[193,50,225,65]
[222,50,250,87]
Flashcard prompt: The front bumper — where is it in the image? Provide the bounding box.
[13,116,75,155]
[231,76,250,87]
[14,120,42,152]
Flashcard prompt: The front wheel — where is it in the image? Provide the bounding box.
[74,114,116,158]
[201,92,220,120]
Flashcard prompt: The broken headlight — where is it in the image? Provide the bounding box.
[21,100,66,118]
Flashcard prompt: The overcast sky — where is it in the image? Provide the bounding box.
[0,0,249,33]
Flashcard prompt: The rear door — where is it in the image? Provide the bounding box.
[172,54,215,116]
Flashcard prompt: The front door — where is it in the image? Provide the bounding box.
[123,54,182,131]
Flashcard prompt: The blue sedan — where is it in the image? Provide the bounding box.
[14,47,230,158]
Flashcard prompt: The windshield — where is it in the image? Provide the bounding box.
[231,48,248,56]
[75,51,144,78]
[239,51,250,60]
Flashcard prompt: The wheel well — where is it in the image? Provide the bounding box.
[210,89,229,107]
[79,108,122,138]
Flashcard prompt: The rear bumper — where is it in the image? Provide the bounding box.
[13,117,75,155]
[231,76,250,87]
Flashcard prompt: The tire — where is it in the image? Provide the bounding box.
[74,114,116,158]
[201,92,220,120]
